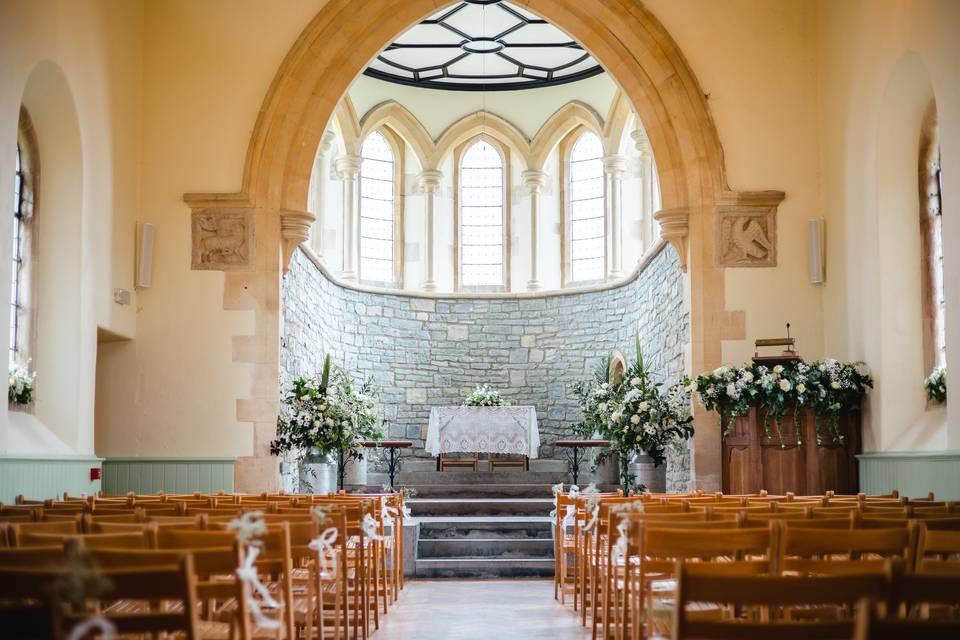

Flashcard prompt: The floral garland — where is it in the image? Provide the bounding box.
[690,359,872,446]
[9,362,35,405]
[925,367,946,404]
[271,355,384,464]
[464,384,509,407]
[572,338,694,494]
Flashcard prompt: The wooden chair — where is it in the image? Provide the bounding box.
[671,560,890,639]
[778,523,915,576]
[853,597,960,640]
[915,524,960,574]
[7,519,82,546]
[487,452,528,471]
[16,531,151,549]
[438,452,479,471]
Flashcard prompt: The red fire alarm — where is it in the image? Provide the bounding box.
[90,467,102,481]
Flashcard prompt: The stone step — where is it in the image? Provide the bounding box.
[397,470,569,486]
[415,557,555,579]
[402,483,556,499]
[417,537,554,559]
[407,498,554,517]
[417,516,553,540]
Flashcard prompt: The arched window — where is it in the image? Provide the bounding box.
[11,108,37,368]
[458,139,507,290]
[919,100,945,372]
[359,130,398,285]
[566,131,605,284]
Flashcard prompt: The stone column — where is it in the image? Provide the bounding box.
[521,169,549,291]
[308,130,337,257]
[417,170,443,292]
[604,154,628,279]
[335,154,362,282]
[631,129,654,250]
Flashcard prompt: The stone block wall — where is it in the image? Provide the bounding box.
[281,243,689,488]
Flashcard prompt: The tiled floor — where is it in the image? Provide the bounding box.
[375,579,591,639]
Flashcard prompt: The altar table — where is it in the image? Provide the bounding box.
[425,406,540,459]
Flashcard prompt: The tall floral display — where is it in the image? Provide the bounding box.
[691,358,872,446]
[573,338,694,495]
[271,354,384,490]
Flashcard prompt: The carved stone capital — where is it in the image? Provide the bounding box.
[416,169,443,193]
[319,130,337,156]
[716,190,785,268]
[334,154,361,179]
[280,209,316,273]
[630,129,652,157]
[603,154,628,177]
[654,207,690,272]
[521,169,549,194]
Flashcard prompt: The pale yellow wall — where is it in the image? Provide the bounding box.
[816,0,960,451]
[97,0,328,457]
[644,0,826,368]
[0,0,143,454]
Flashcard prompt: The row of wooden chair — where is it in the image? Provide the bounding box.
[0,490,409,639]
[552,488,960,639]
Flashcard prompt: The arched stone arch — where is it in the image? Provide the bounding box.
[601,90,634,156]
[529,100,604,169]
[331,99,362,157]
[433,111,531,170]
[183,0,784,492]
[358,99,433,171]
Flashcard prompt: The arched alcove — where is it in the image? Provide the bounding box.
[8,60,85,453]
[873,52,945,451]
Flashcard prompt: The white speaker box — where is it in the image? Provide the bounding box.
[136,223,154,288]
[808,218,825,284]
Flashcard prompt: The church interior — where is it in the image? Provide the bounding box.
[0,0,958,638]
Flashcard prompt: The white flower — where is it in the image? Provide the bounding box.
[796,383,806,394]
[598,402,608,412]
[314,419,322,427]
[630,377,641,387]
[778,379,791,392]
[831,381,841,390]
[611,411,622,423]
[686,380,698,392]
[855,363,870,377]
[319,403,328,411]
[638,401,650,412]
[324,417,335,427]
[713,366,728,377]
[726,383,737,397]
[742,371,754,382]
[773,365,784,374]
[630,414,641,425]
[819,363,827,371]
[601,383,609,390]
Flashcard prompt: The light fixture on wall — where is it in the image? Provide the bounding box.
[136,222,155,288]
[808,218,825,284]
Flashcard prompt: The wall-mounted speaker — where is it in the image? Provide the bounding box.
[136,223,154,288]
[808,218,825,284]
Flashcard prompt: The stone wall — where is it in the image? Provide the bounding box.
[281,243,689,487]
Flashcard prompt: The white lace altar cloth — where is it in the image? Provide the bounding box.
[425,406,540,459]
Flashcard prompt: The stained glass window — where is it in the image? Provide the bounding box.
[460,140,505,288]
[568,132,605,283]
[359,131,396,284]
[10,143,25,366]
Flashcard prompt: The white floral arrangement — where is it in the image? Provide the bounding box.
[691,358,872,445]
[925,367,946,404]
[464,384,509,407]
[9,363,35,405]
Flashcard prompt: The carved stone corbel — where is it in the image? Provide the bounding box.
[280,209,316,273]
[716,190,785,267]
[654,207,690,272]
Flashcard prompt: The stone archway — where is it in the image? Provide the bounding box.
[185,0,782,492]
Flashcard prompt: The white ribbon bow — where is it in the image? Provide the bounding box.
[229,512,282,630]
[611,518,630,564]
[68,615,117,640]
[308,527,339,579]
[361,513,392,542]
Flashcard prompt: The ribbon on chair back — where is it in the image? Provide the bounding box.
[228,511,282,630]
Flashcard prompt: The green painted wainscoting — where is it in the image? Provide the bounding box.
[102,457,236,495]
[0,454,103,503]
[858,450,960,501]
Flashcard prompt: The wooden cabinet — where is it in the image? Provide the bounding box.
[721,407,860,495]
